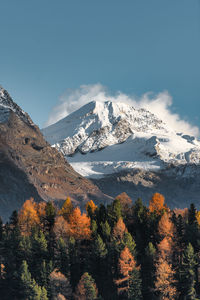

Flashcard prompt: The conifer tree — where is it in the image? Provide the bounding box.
[49,269,72,300]
[68,207,91,240]
[115,247,136,298]
[55,237,69,277]
[154,257,177,300]
[74,272,98,300]
[108,198,122,226]
[59,197,73,221]
[128,268,142,300]
[94,234,108,259]
[19,260,48,300]
[179,243,197,299]
[142,242,156,300]
[100,221,111,241]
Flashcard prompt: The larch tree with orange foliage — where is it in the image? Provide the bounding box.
[158,212,175,239]
[113,217,127,241]
[68,207,91,240]
[115,246,136,298]
[154,256,177,300]
[149,193,166,214]
[18,198,40,235]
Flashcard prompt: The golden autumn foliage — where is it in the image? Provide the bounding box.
[149,193,165,214]
[196,211,200,226]
[155,257,177,300]
[158,213,175,239]
[86,200,97,215]
[115,247,136,295]
[59,197,73,220]
[19,198,40,234]
[118,247,136,277]
[113,217,127,240]
[158,237,173,260]
[37,202,47,220]
[68,207,91,240]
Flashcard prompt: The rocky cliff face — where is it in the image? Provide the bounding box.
[0,87,111,221]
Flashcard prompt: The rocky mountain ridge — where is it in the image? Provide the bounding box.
[0,88,111,220]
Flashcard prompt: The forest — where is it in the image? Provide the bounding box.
[0,192,200,300]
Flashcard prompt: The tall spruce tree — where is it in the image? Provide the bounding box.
[179,243,197,299]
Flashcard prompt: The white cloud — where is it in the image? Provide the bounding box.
[45,83,199,137]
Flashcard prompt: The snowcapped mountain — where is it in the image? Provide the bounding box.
[42,101,200,179]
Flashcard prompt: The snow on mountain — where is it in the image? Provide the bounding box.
[0,86,34,125]
[42,101,200,178]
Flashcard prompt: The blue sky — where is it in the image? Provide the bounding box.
[0,0,200,130]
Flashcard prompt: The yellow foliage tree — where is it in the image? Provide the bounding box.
[19,198,40,235]
[59,197,73,221]
[86,200,97,216]
[68,207,91,240]
[149,193,165,214]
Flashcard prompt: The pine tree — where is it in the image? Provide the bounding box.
[128,268,142,300]
[179,243,197,299]
[100,221,111,241]
[94,234,108,259]
[19,260,48,300]
[55,237,69,277]
[108,199,122,226]
[142,242,156,300]
[74,272,98,300]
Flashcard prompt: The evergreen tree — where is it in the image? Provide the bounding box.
[19,260,48,300]
[179,243,197,299]
[142,242,156,300]
[100,221,111,242]
[74,272,98,300]
[128,268,142,300]
[59,197,73,221]
[94,235,107,259]
[107,199,122,227]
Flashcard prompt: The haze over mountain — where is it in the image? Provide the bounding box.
[43,100,200,208]
[0,87,110,220]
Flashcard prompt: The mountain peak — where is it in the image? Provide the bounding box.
[0,86,34,126]
[43,100,200,180]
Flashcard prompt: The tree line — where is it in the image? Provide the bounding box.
[0,192,200,299]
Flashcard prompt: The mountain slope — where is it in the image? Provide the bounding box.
[43,100,200,208]
[0,88,111,220]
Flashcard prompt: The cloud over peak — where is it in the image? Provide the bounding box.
[45,83,199,137]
